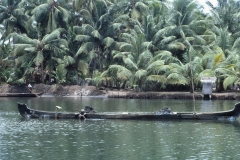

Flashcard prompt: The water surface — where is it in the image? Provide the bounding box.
[0,97,240,160]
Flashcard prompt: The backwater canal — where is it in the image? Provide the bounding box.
[0,97,240,160]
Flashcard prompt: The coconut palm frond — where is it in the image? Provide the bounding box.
[153,25,175,44]
[213,53,224,67]
[112,50,123,56]
[46,12,57,33]
[103,37,114,48]
[52,57,64,64]
[24,47,37,53]
[74,0,86,10]
[215,68,228,76]
[79,9,93,21]
[111,23,123,31]
[73,26,83,34]
[209,9,222,26]
[113,14,129,22]
[10,33,36,45]
[121,33,135,42]
[33,51,43,66]
[223,76,237,90]
[100,70,109,78]
[15,54,29,66]
[156,65,171,74]
[198,69,216,78]
[131,7,141,20]
[123,57,138,70]
[119,43,132,52]
[141,42,152,50]
[58,6,71,23]
[44,39,68,50]
[16,77,25,84]
[232,31,240,40]
[42,28,66,43]
[81,24,95,35]
[134,69,147,80]
[167,42,186,51]
[0,6,7,13]
[146,60,165,72]
[135,2,148,13]
[138,49,152,66]
[199,34,216,43]
[23,66,35,76]
[147,75,167,83]
[55,64,67,84]
[76,42,96,57]
[75,35,91,42]
[167,73,188,85]
[193,35,207,45]
[64,55,76,67]
[115,52,131,60]
[91,30,103,40]
[78,60,88,76]
[88,49,98,60]
[160,36,176,45]
[206,0,214,9]
[31,3,49,22]
[232,37,240,50]
[154,50,172,58]
[108,65,132,80]
[12,44,32,56]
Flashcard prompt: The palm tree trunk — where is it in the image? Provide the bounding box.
[216,79,224,92]
[41,63,44,84]
[98,46,103,72]
[76,68,79,85]
[48,53,53,84]
[121,80,127,89]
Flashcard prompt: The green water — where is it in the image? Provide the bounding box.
[1,97,240,160]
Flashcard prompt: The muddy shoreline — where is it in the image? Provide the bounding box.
[0,84,240,100]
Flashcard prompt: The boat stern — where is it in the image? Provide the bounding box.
[233,102,240,117]
[17,102,31,116]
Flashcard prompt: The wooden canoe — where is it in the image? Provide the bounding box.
[17,102,240,120]
[0,93,43,97]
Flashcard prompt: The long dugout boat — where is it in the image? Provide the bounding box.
[17,102,240,121]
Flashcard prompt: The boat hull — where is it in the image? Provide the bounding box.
[0,93,43,97]
[17,102,240,120]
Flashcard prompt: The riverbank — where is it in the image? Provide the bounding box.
[0,84,240,100]
[108,90,240,100]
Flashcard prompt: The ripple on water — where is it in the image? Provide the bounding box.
[1,108,240,160]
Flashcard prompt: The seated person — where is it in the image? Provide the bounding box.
[79,109,86,119]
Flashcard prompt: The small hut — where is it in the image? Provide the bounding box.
[200,77,216,99]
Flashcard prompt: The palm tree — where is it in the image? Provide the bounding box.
[112,30,172,91]
[30,0,71,35]
[168,0,212,61]
[100,64,132,89]
[0,38,12,84]
[8,28,68,84]
[207,0,240,34]
[212,29,240,91]
[0,0,30,38]
[74,1,135,73]
[62,27,89,85]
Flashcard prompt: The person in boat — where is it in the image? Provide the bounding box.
[79,109,86,119]
[28,84,32,92]
[55,106,62,118]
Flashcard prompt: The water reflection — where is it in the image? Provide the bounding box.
[1,98,240,160]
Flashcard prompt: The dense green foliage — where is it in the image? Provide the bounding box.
[1,0,240,92]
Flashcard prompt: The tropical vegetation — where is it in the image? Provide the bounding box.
[1,0,240,92]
